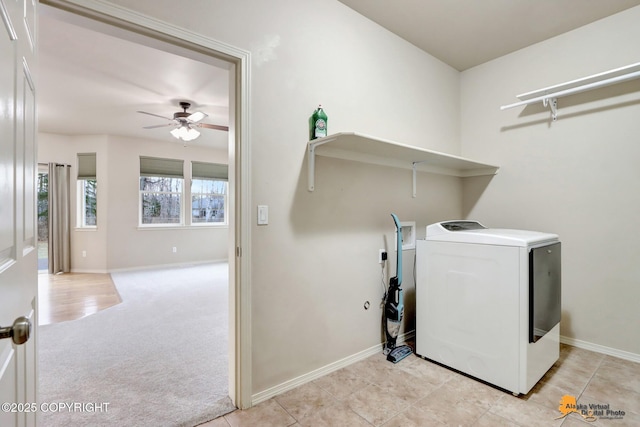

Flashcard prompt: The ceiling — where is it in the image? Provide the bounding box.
[337,0,640,71]
[38,1,640,145]
[38,7,231,149]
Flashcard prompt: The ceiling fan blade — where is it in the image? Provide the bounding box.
[187,111,207,123]
[197,123,229,132]
[137,110,173,120]
[143,123,175,129]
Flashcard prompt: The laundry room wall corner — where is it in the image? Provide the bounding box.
[460,5,640,359]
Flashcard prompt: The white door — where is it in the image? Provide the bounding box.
[0,0,38,426]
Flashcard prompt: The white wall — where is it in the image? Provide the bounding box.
[38,133,110,272]
[103,0,470,395]
[461,6,640,356]
[105,135,229,270]
[46,0,640,402]
[38,133,229,272]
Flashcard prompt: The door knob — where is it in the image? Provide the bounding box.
[0,316,31,345]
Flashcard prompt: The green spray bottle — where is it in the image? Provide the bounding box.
[310,105,328,140]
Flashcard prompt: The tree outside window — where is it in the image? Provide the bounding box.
[192,179,227,224]
[37,172,48,237]
[80,179,97,226]
[139,157,184,226]
[138,158,227,227]
[140,176,183,224]
[191,161,228,226]
[77,153,97,228]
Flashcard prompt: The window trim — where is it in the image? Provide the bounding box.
[190,161,228,227]
[190,179,228,226]
[77,152,98,229]
[139,177,185,227]
[77,179,98,229]
[139,156,185,227]
[137,157,230,228]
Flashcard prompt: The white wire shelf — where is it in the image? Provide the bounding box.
[500,62,640,121]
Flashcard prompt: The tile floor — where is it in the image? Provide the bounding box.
[200,344,640,426]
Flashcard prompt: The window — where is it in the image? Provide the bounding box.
[140,157,184,225]
[79,180,97,226]
[191,162,228,225]
[77,153,97,227]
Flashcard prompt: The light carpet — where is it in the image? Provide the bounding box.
[39,263,235,427]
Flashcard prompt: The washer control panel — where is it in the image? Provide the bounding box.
[440,221,486,232]
[426,220,487,237]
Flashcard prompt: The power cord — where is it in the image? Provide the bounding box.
[380,260,387,308]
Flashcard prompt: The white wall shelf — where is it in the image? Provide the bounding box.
[307,132,499,196]
[500,62,640,121]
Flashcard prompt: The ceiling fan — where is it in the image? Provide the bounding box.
[137,101,228,142]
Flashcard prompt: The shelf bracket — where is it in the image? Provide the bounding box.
[412,161,427,198]
[308,144,316,191]
[543,97,558,121]
[412,162,417,198]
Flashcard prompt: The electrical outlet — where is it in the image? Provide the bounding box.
[82,250,86,258]
[378,249,387,264]
[172,247,177,253]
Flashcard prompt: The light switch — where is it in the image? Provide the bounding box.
[257,205,268,225]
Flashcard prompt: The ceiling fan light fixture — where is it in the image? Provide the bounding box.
[170,127,183,139]
[185,127,200,141]
[139,102,226,141]
[170,125,200,142]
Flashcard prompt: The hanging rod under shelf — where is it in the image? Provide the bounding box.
[500,62,640,121]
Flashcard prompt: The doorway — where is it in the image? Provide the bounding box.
[39,0,251,412]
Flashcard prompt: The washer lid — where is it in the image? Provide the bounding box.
[426,220,558,247]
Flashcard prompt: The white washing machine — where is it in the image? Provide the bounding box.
[415,220,561,395]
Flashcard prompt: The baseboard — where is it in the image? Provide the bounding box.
[107,259,227,274]
[252,332,637,406]
[52,260,226,275]
[560,335,640,363]
[251,331,415,406]
[69,269,109,274]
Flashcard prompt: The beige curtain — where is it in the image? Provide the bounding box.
[48,163,71,274]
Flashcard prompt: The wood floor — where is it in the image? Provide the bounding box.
[38,272,122,326]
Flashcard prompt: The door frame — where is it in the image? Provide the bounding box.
[39,0,253,409]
